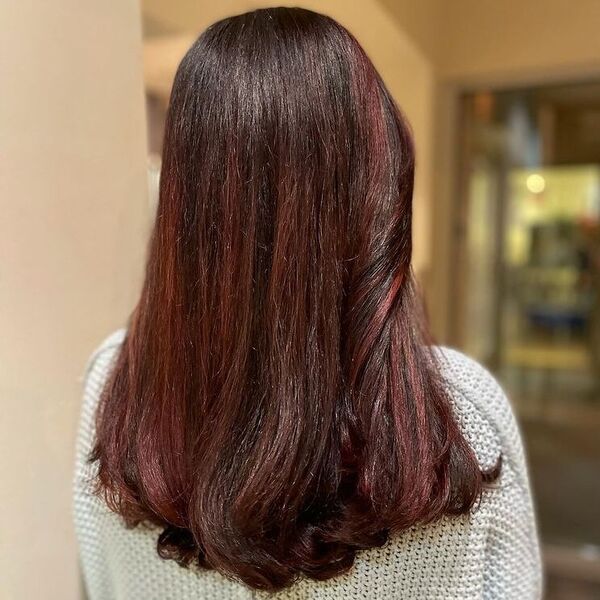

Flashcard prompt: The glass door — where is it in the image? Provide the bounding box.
[456,83,600,598]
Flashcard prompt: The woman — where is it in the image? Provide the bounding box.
[73,7,541,599]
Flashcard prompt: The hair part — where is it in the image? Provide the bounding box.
[92,7,497,592]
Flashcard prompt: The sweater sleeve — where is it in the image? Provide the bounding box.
[478,375,541,599]
[74,328,127,489]
[73,329,127,600]
[481,464,541,599]
[437,348,543,599]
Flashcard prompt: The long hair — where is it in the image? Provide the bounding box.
[92,7,495,592]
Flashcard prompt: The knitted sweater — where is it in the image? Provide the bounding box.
[73,329,542,599]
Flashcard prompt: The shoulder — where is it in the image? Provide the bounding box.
[83,328,127,385]
[81,327,127,430]
[75,329,127,477]
[432,348,542,594]
[432,346,524,479]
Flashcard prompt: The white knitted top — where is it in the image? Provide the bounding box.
[73,329,542,599]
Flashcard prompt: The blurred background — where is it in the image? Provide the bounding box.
[1,1,599,598]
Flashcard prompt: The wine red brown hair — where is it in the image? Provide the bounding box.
[92,7,496,592]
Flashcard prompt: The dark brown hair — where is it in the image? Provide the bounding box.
[92,7,495,591]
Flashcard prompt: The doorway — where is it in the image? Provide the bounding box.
[454,81,600,597]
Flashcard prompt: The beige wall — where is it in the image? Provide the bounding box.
[379,0,600,83]
[0,1,149,599]
[436,0,600,82]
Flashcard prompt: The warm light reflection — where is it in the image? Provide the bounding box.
[526,173,546,194]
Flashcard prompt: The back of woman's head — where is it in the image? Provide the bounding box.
[93,7,492,591]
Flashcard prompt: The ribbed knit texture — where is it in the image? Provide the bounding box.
[73,329,542,599]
